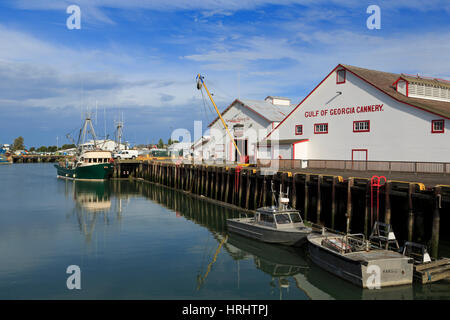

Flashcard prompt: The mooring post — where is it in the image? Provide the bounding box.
[304,174,310,221]
[384,181,391,225]
[224,168,230,204]
[431,186,441,259]
[291,173,297,209]
[407,183,415,242]
[253,171,259,210]
[331,176,337,230]
[346,178,354,234]
[214,167,219,200]
[245,170,251,209]
[205,166,210,197]
[317,175,322,224]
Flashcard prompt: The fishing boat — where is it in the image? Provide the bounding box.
[54,115,114,181]
[226,185,311,247]
[307,222,413,288]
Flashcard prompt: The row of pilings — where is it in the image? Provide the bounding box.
[113,160,449,258]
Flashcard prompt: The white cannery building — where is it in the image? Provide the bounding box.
[204,96,295,163]
[264,64,450,169]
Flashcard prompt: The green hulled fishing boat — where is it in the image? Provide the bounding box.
[54,114,114,181]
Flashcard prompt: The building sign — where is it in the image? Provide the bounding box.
[305,104,384,118]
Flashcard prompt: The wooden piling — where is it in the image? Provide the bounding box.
[304,174,310,221]
[407,183,415,242]
[331,176,337,230]
[317,175,322,224]
[346,178,354,234]
[431,187,441,259]
[384,181,391,225]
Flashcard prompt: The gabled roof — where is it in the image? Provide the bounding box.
[395,74,450,90]
[208,98,295,128]
[267,64,450,138]
[342,64,450,119]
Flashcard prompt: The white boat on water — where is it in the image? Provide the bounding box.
[226,185,311,247]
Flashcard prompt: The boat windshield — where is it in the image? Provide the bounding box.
[275,214,291,224]
[289,213,302,223]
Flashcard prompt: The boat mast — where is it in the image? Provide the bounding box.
[77,113,98,153]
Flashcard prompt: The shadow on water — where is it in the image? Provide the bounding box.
[67,179,450,300]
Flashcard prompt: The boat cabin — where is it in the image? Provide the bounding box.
[255,208,304,229]
[79,151,113,164]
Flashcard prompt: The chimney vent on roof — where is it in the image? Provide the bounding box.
[395,74,450,102]
[265,96,291,106]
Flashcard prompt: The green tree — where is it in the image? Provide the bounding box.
[61,144,76,150]
[157,138,164,148]
[168,138,172,145]
[29,147,36,152]
[37,146,48,152]
[12,136,25,151]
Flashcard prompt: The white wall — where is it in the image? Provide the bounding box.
[209,101,273,162]
[270,67,450,162]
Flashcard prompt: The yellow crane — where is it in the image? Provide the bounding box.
[196,74,243,160]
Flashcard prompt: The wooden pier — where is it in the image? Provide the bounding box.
[113,160,450,259]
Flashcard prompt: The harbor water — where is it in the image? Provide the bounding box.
[0,163,449,300]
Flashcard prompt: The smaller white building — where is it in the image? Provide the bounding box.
[201,96,296,163]
[81,139,127,152]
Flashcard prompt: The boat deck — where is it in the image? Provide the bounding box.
[308,234,407,262]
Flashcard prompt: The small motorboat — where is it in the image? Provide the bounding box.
[226,185,311,247]
[307,222,414,288]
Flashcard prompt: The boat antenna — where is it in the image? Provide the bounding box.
[271,181,278,207]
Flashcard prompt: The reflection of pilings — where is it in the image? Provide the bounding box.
[114,161,448,252]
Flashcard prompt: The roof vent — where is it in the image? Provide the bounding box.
[394,74,450,102]
[265,96,291,106]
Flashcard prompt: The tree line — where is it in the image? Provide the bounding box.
[10,136,75,152]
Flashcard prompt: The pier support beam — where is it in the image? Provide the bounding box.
[431,187,441,259]
[346,178,354,234]
[407,183,415,242]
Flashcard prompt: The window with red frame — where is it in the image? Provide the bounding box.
[432,120,444,133]
[295,125,303,135]
[337,69,346,84]
[314,123,328,134]
[353,120,370,132]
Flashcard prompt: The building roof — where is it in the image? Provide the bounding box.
[266,64,450,139]
[208,99,295,128]
[342,64,450,119]
[398,74,450,90]
[265,96,291,100]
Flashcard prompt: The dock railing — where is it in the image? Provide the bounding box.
[257,159,450,174]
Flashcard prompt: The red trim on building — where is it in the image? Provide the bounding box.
[336,69,346,84]
[406,81,409,97]
[431,119,445,133]
[351,149,368,161]
[266,65,341,139]
[295,125,303,135]
[353,120,370,133]
[314,123,328,134]
[344,66,450,120]
[266,66,450,140]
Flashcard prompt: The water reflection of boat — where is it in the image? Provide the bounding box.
[227,233,333,300]
[74,181,111,212]
[72,181,114,242]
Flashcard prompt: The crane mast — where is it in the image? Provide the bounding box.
[196,74,242,159]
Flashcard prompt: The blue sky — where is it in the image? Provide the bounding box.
[0,0,449,148]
